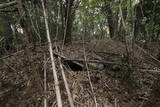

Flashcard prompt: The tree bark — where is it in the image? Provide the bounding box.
[107,7,115,38]
[103,0,115,38]
[84,25,91,41]
[63,0,74,45]
[17,0,29,46]
[60,0,64,38]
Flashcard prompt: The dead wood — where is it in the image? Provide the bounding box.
[0,1,17,9]
[65,59,122,65]
[135,44,160,68]
[53,52,127,71]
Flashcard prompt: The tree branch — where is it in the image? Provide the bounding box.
[0,1,17,9]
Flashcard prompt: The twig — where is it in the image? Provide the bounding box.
[2,59,17,72]
[0,50,23,60]
[27,7,41,43]
[41,0,62,106]
[74,100,86,106]
[0,1,17,9]
[0,37,4,42]
[138,69,160,73]
[135,44,160,67]
[0,40,57,60]
[82,39,98,107]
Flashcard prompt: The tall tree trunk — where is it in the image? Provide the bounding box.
[107,7,115,38]
[63,0,74,45]
[125,0,135,64]
[17,0,29,48]
[84,25,91,42]
[60,0,64,38]
[120,0,136,78]
[103,0,115,38]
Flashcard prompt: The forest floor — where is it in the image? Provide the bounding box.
[0,39,160,107]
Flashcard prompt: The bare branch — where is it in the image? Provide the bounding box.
[0,1,17,9]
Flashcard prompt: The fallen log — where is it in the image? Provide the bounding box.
[53,52,126,71]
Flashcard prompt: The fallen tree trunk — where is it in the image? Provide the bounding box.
[53,52,126,71]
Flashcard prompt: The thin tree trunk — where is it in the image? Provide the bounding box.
[107,7,115,38]
[103,0,115,38]
[84,25,91,42]
[125,0,135,66]
[60,0,64,38]
[63,0,74,45]
[17,0,29,47]
[41,0,63,106]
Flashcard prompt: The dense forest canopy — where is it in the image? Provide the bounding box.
[0,0,159,52]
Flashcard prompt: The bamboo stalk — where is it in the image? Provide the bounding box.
[43,54,47,107]
[55,4,74,106]
[41,0,62,106]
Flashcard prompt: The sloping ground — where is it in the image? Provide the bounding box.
[0,40,159,107]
